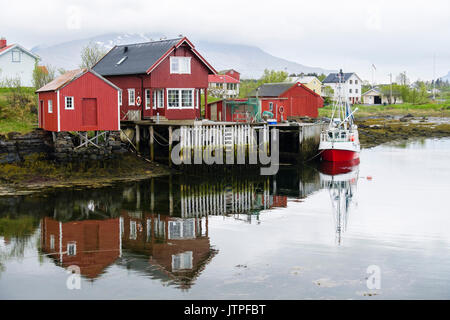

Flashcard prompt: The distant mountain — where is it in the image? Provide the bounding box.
[31,32,333,79]
[440,71,450,82]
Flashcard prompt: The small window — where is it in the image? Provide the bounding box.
[11,50,21,62]
[168,90,180,108]
[145,89,151,110]
[170,57,191,74]
[181,90,193,107]
[356,89,359,93]
[128,89,135,106]
[269,102,273,111]
[349,89,352,93]
[130,221,137,240]
[48,100,53,113]
[355,80,358,85]
[119,91,122,106]
[349,80,353,84]
[67,242,77,256]
[65,96,74,110]
[116,56,127,65]
[50,235,55,250]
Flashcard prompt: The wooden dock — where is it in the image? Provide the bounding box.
[120,120,326,166]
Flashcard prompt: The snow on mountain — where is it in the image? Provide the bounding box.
[31,32,333,79]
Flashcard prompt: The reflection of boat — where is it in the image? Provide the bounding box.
[319,70,360,162]
[319,161,359,245]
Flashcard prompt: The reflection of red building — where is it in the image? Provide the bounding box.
[40,217,121,279]
[121,211,217,289]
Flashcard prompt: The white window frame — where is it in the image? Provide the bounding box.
[145,89,151,110]
[67,242,77,256]
[48,100,53,113]
[65,96,74,110]
[128,89,135,106]
[170,57,191,74]
[11,50,21,62]
[50,234,55,250]
[119,91,122,106]
[167,88,195,109]
[195,89,199,109]
[153,89,164,109]
[130,221,137,240]
[171,251,193,271]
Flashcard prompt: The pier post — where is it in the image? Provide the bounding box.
[135,124,140,152]
[168,126,173,168]
[149,126,154,161]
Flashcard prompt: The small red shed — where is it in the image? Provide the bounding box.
[36,69,121,132]
[252,82,324,122]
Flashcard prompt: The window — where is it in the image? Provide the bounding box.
[172,251,193,271]
[130,221,137,240]
[48,100,53,113]
[349,80,353,84]
[153,90,164,109]
[355,80,358,85]
[145,89,151,110]
[168,219,195,239]
[119,91,122,106]
[50,235,55,250]
[170,57,191,74]
[11,50,21,62]
[128,89,135,106]
[168,90,179,108]
[356,89,359,93]
[168,89,195,108]
[349,89,352,93]
[146,219,152,242]
[65,96,74,110]
[269,102,273,111]
[67,242,77,256]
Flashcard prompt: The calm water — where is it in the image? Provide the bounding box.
[1,138,450,299]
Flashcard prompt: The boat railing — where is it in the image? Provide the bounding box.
[321,130,357,143]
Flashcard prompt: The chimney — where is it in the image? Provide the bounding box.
[0,37,6,49]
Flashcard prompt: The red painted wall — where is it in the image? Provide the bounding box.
[58,71,119,131]
[104,44,209,120]
[37,91,58,131]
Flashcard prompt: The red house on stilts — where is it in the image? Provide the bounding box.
[36,69,121,132]
[92,37,217,121]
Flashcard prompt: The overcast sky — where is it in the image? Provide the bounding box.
[1,0,449,82]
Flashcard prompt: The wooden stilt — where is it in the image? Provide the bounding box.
[168,126,173,168]
[135,124,140,152]
[149,126,154,161]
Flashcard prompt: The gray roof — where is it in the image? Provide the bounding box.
[250,83,294,97]
[322,73,355,83]
[93,38,182,76]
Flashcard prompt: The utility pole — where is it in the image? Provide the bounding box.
[389,73,393,104]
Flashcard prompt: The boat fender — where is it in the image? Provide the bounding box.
[279,106,284,114]
[136,96,142,106]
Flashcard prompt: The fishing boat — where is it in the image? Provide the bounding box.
[319,70,360,162]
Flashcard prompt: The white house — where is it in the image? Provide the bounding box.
[362,88,403,105]
[322,72,362,104]
[0,38,39,87]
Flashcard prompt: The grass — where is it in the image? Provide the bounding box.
[0,118,36,135]
[319,101,450,118]
[0,90,36,135]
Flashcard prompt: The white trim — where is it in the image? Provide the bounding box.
[0,43,40,60]
[117,91,121,130]
[67,242,77,256]
[65,96,74,110]
[57,91,60,132]
[128,89,135,106]
[167,88,195,109]
[195,89,199,109]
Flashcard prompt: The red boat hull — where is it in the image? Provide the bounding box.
[321,149,359,162]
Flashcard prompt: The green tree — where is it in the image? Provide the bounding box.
[32,63,56,89]
[80,42,107,69]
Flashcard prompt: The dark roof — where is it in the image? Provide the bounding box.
[93,38,182,76]
[322,72,355,83]
[249,83,294,97]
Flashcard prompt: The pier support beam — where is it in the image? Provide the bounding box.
[149,126,154,161]
[135,124,140,152]
[168,126,173,168]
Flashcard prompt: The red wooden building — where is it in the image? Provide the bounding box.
[253,82,324,121]
[92,37,217,121]
[206,82,323,122]
[36,69,121,132]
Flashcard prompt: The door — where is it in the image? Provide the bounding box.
[39,100,44,128]
[374,96,382,104]
[82,98,98,126]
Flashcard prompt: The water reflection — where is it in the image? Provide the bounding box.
[1,164,349,290]
[319,161,359,245]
